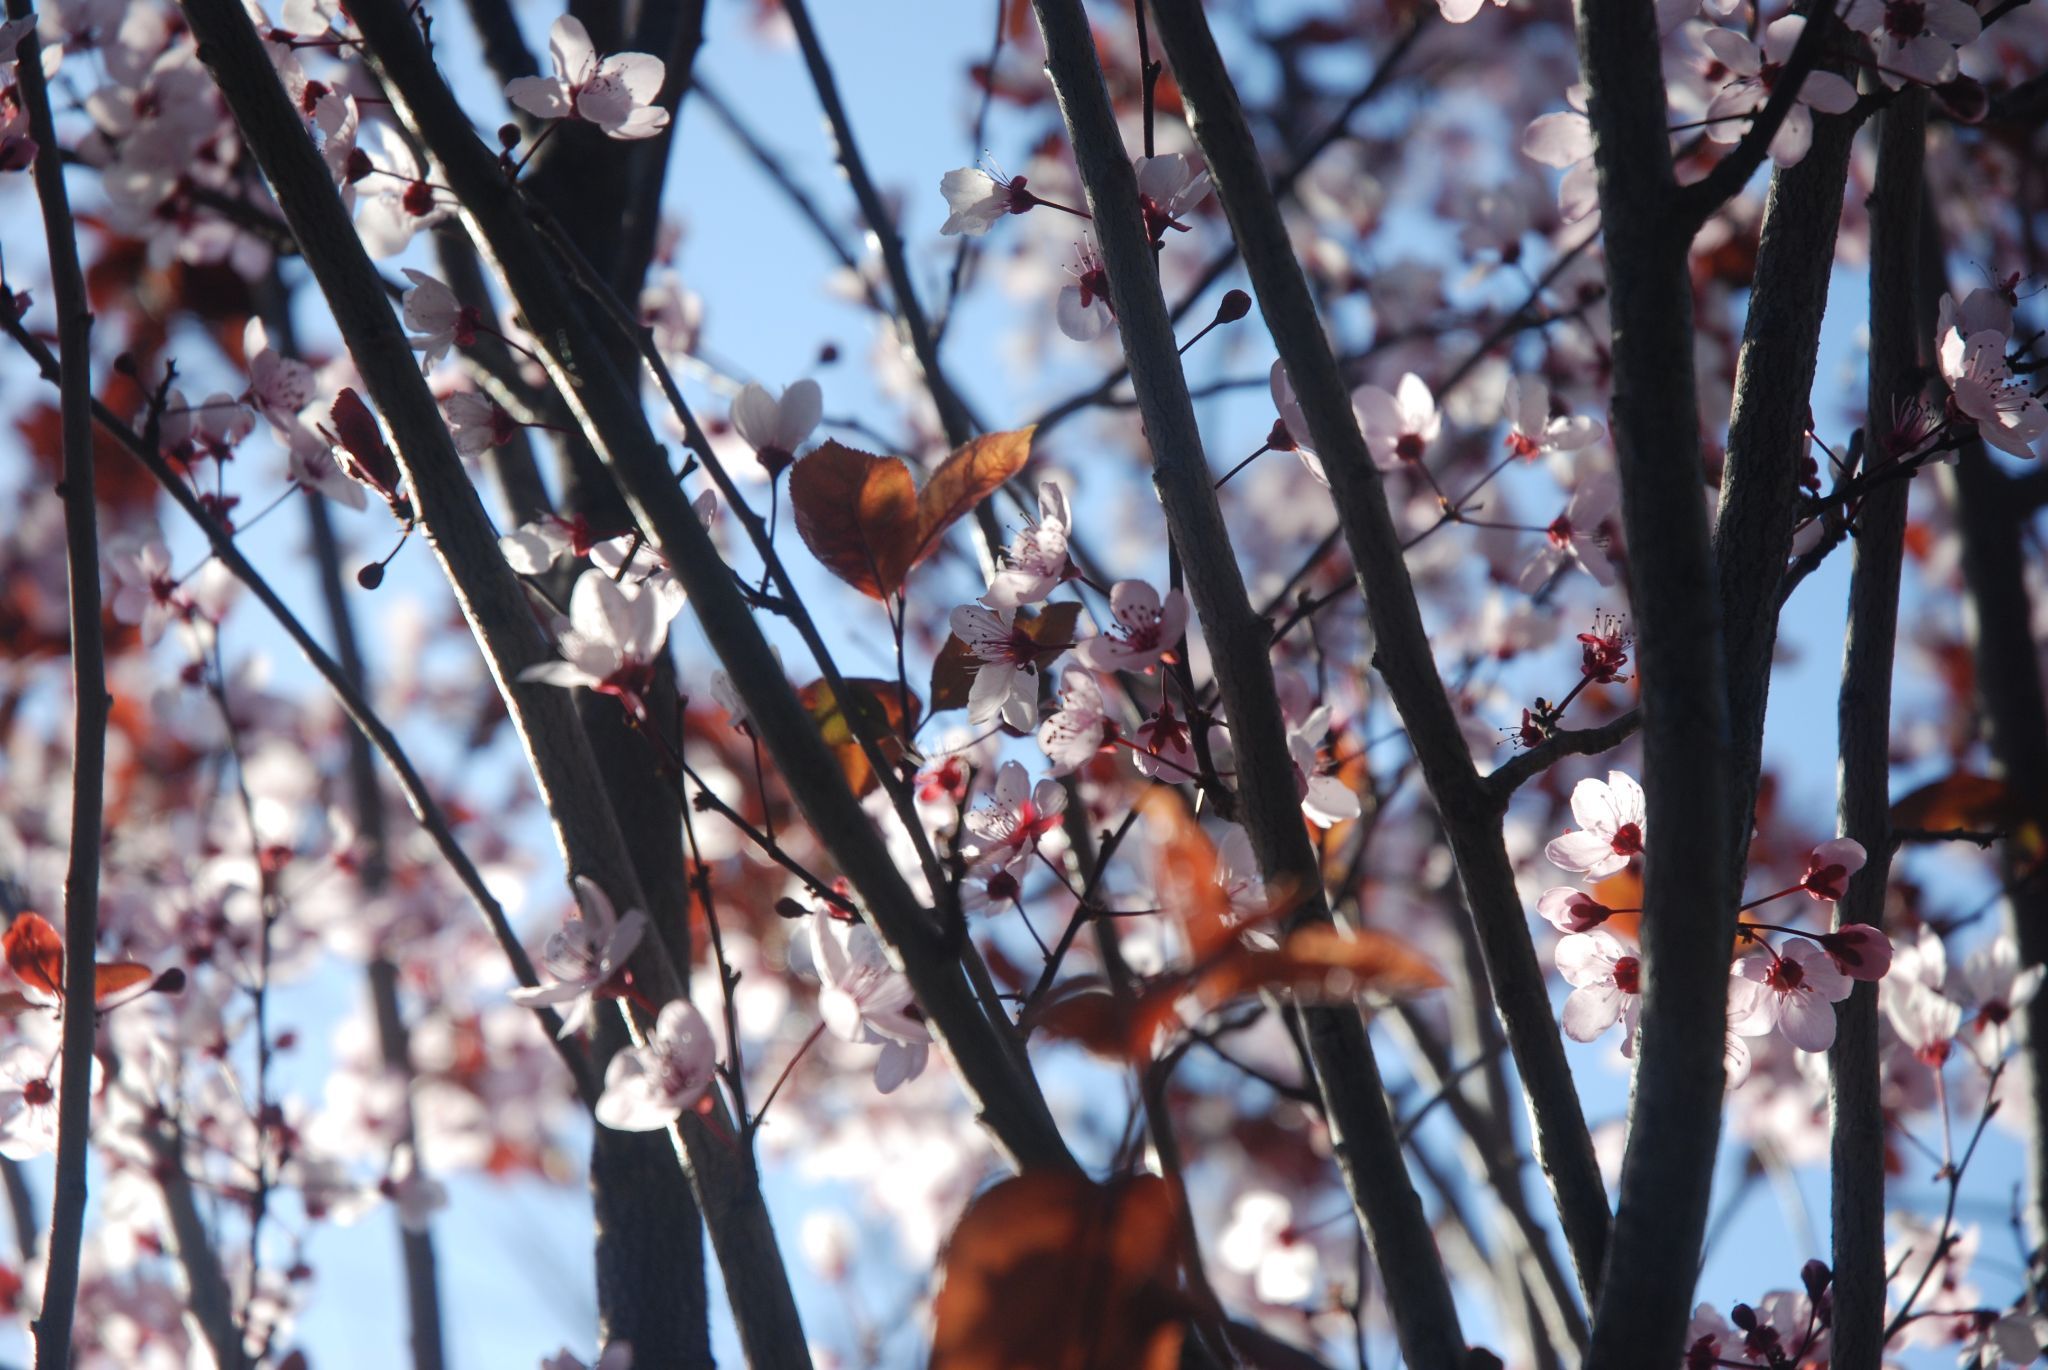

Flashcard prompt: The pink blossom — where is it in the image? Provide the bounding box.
[809,912,930,1094]
[1954,935,2044,1040]
[1881,975,1962,1067]
[1134,153,1211,245]
[242,318,317,436]
[949,603,1042,732]
[519,571,688,722]
[106,538,186,647]
[1354,373,1442,469]
[1536,887,1614,934]
[1543,770,1646,879]
[508,877,649,1039]
[1217,1191,1319,1305]
[1518,466,1619,592]
[938,165,1034,236]
[963,761,1067,872]
[1816,924,1892,982]
[983,481,1071,609]
[1073,580,1187,675]
[1799,837,1866,901]
[1036,666,1115,775]
[442,391,517,456]
[594,999,718,1131]
[1503,377,1603,459]
[1731,938,1852,1051]
[1287,705,1360,828]
[1057,237,1114,341]
[401,269,480,371]
[731,379,822,476]
[1556,928,1642,1044]
[507,16,670,141]
[1939,328,2046,459]
[1844,0,1980,88]
[0,1044,61,1161]
[1700,18,1861,169]
[1521,85,1599,224]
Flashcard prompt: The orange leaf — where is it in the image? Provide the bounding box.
[3,914,64,999]
[1196,926,1447,1008]
[91,963,154,1004]
[1889,773,2021,832]
[788,441,920,599]
[1140,791,1236,961]
[796,677,919,797]
[908,427,1035,570]
[931,1172,1186,1370]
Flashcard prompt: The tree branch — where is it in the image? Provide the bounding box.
[342,0,1074,1180]
[1031,1,1466,1362]
[1148,0,1612,1306]
[1573,0,1738,1361]
[171,7,813,1361]
[1829,84,1926,1366]
[7,3,109,1361]
[1674,4,1837,228]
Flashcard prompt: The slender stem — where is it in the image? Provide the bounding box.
[1148,0,1611,1305]
[1030,1,1466,1359]
[1828,83,1926,1368]
[9,5,108,1362]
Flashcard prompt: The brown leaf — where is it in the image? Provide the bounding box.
[1889,773,2021,833]
[791,431,1033,599]
[931,1172,1186,1370]
[908,427,1035,569]
[797,677,918,797]
[788,440,921,598]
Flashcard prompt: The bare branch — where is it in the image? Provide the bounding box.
[1483,711,1644,801]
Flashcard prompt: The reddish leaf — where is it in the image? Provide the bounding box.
[2,913,160,1007]
[324,389,410,520]
[3,914,63,999]
[788,440,920,599]
[931,1172,1186,1370]
[797,677,919,797]
[791,429,1035,599]
[906,426,1035,570]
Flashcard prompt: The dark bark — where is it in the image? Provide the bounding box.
[1829,86,1927,1367]
[1031,0,1466,1362]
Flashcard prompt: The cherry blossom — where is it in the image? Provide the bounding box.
[1518,466,1619,592]
[1057,236,1114,341]
[519,570,688,722]
[949,603,1043,732]
[982,481,1072,609]
[593,999,718,1131]
[808,912,930,1094]
[508,877,649,1039]
[1354,373,1442,469]
[1844,0,1980,88]
[962,761,1067,872]
[938,165,1035,236]
[1543,770,1646,879]
[1881,974,1962,1067]
[506,16,670,141]
[287,423,366,509]
[1072,581,1186,675]
[400,269,480,371]
[241,318,316,436]
[542,1344,633,1370]
[1954,935,2044,1041]
[1939,327,2047,459]
[1535,887,1614,934]
[1731,938,1853,1051]
[1556,928,1642,1045]
[1503,376,1602,460]
[1286,705,1360,828]
[1132,699,1202,781]
[1036,666,1115,775]
[106,538,186,647]
[158,390,255,471]
[1133,153,1211,245]
[0,1044,60,1161]
[1217,1191,1319,1305]
[1815,924,1892,983]
[1522,86,1599,224]
[499,512,623,575]
[1799,837,1866,901]
[352,121,452,257]
[730,379,823,477]
[1700,18,1861,169]
[442,391,517,456]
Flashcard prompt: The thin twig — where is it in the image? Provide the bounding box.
[7,5,109,1361]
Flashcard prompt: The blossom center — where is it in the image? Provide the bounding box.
[21,1078,53,1108]
[1765,956,1805,993]
[1883,0,1928,37]
[1612,955,1641,995]
[1395,432,1426,464]
[1609,822,1643,856]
